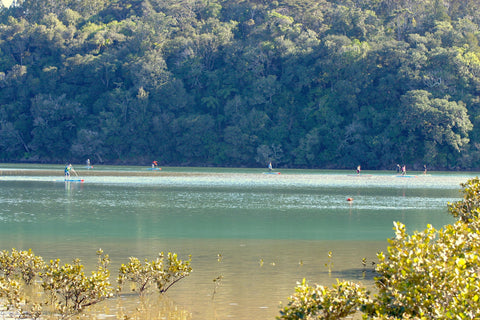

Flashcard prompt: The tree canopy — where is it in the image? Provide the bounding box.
[1,0,480,169]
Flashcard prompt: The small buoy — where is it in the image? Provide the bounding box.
[347,197,353,201]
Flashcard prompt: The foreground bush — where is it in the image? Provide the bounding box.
[117,252,192,295]
[0,248,45,285]
[41,249,113,317]
[0,248,44,319]
[0,249,192,319]
[278,279,371,320]
[279,178,480,319]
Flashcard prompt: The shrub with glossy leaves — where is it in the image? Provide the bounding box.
[447,177,480,223]
[0,249,44,319]
[278,278,371,320]
[279,177,480,319]
[117,252,192,295]
[0,249,194,319]
[41,249,113,317]
[0,248,45,284]
[0,277,22,313]
[372,220,480,319]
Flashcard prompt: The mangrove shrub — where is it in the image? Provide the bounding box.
[279,177,480,319]
[0,248,192,319]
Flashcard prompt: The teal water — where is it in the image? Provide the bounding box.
[0,167,474,319]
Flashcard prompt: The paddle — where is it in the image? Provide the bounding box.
[71,166,79,177]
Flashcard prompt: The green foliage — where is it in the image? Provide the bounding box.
[278,278,371,320]
[0,248,45,284]
[372,220,480,319]
[279,177,480,319]
[0,249,193,318]
[41,249,113,317]
[117,252,192,295]
[448,177,480,223]
[2,0,480,168]
[0,249,44,319]
[0,277,23,315]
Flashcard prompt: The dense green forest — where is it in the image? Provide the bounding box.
[1,0,480,169]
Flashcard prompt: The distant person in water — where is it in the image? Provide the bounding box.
[86,159,91,168]
[268,162,273,171]
[423,164,427,175]
[356,165,361,175]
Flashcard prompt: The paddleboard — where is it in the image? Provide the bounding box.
[64,179,85,182]
[85,166,93,169]
[263,172,280,175]
[347,174,372,177]
[396,175,417,178]
[148,168,161,171]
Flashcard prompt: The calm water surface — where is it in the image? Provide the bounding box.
[0,166,476,319]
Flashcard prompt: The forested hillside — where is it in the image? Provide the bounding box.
[1,0,480,170]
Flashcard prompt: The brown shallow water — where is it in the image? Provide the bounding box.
[0,238,383,319]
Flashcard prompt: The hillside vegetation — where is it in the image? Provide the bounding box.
[1,0,480,169]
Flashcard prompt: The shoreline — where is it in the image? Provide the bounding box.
[0,169,217,177]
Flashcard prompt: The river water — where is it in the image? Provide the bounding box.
[0,165,476,319]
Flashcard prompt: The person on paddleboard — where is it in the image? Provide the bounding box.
[401,165,406,176]
[356,165,361,175]
[65,164,72,177]
[268,162,273,171]
[152,160,158,168]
